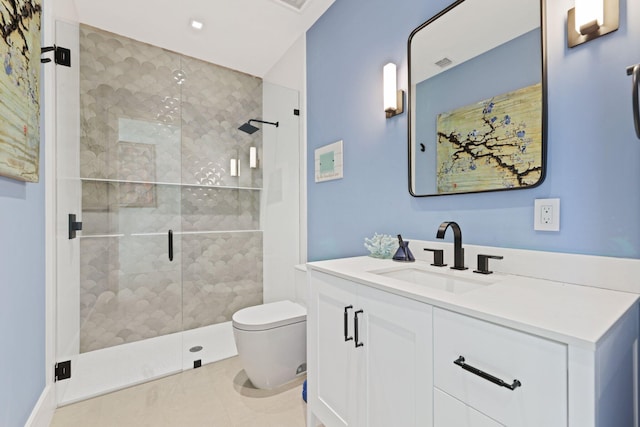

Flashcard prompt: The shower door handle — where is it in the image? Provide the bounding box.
[627,64,640,139]
[168,229,173,262]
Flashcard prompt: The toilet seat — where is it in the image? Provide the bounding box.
[232,300,306,331]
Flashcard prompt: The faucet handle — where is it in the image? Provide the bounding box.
[474,254,504,275]
[424,248,447,267]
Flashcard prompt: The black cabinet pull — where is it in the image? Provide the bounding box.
[454,356,521,391]
[344,305,353,342]
[627,64,640,139]
[168,229,174,262]
[354,310,364,348]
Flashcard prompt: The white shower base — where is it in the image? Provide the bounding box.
[58,321,237,406]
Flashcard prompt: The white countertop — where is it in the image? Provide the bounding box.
[307,256,640,350]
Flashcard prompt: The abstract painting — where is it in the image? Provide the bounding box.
[436,83,542,194]
[0,0,42,182]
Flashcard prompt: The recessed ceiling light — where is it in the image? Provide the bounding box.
[190,19,204,30]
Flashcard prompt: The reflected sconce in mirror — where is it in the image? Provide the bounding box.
[567,0,618,48]
[384,62,404,118]
[249,147,258,168]
[230,158,239,177]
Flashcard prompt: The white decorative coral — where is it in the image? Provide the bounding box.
[364,233,397,259]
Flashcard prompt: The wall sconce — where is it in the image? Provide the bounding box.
[384,62,404,118]
[230,158,239,177]
[567,0,618,48]
[249,147,258,168]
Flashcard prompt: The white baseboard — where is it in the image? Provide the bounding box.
[25,384,55,427]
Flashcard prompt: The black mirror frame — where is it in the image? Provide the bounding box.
[407,0,548,197]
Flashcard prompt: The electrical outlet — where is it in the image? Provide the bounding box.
[534,198,560,231]
[541,205,553,224]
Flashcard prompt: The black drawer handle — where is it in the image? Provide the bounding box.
[454,356,521,391]
[354,310,364,348]
[344,305,353,342]
[168,229,174,262]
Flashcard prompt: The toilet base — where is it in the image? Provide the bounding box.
[233,320,307,390]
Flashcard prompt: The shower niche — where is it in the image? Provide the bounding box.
[78,26,264,354]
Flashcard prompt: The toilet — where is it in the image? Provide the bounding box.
[232,265,308,390]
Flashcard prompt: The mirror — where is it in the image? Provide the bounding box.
[408,0,546,196]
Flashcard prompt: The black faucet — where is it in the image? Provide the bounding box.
[436,221,467,270]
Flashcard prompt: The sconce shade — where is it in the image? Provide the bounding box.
[568,0,618,48]
[383,62,404,118]
[574,0,603,34]
[575,0,604,35]
[384,63,397,112]
[230,158,239,177]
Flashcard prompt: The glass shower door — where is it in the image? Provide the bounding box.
[56,21,185,404]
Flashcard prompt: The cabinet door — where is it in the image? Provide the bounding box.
[358,284,433,427]
[308,271,359,427]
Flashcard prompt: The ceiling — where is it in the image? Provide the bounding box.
[71,0,335,77]
[410,0,539,83]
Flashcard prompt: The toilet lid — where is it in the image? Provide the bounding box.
[232,300,306,331]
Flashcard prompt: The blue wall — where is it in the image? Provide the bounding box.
[0,144,46,422]
[307,0,640,261]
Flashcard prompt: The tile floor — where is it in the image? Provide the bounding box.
[50,356,308,427]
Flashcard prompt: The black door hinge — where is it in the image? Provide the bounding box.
[55,360,71,382]
[41,45,71,67]
[69,214,83,239]
[294,109,300,116]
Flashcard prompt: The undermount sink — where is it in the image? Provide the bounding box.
[370,265,495,294]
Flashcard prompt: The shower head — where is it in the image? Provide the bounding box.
[238,119,279,135]
[239,122,260,134]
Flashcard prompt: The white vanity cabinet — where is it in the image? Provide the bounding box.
[307,270,433,427]
[307,257,640,427]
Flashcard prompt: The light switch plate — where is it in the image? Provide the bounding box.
[534,198,560,231]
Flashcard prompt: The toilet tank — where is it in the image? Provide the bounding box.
[294,264,308,308]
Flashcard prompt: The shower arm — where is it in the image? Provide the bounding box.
[248,119,279,128]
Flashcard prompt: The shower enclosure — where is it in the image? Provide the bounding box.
[54,21,299,404]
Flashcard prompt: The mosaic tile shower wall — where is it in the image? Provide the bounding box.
[79,25,263,353]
